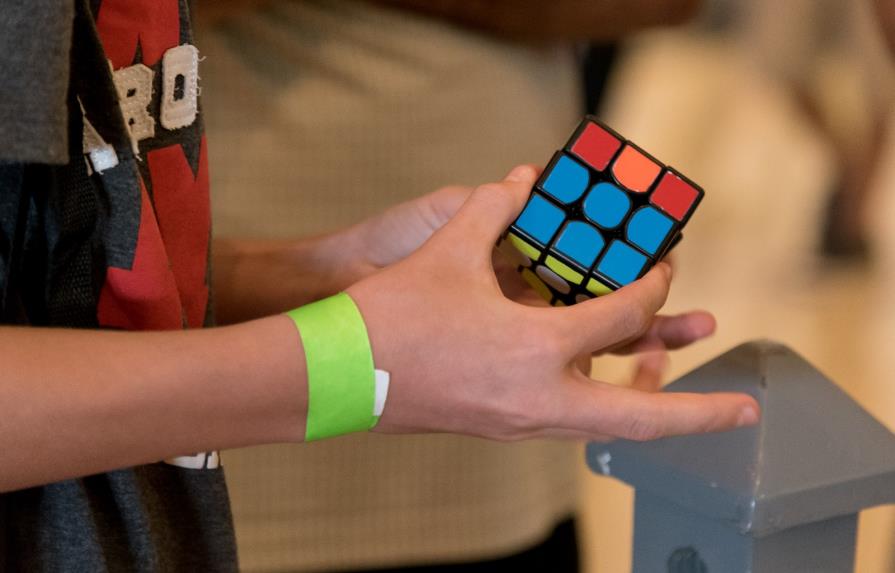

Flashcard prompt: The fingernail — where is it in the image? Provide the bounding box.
[505,165,535,182]
[737,406,759,427]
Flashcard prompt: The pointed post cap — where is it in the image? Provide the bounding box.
[587,340,895,537]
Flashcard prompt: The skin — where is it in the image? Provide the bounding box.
[374,0,703,42]
[0,165,759,493]
[348,166,756,441]
[196,0,703,41]
[877,0,895,54]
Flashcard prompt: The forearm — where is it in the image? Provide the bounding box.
[197,0,704,40]
[193,0,270,25]
[0,166,759,493]
[212,232,366,325]
[211,188,442,324]
[373,0,703,42]
[877,0,895,55]
[0,317,306,492]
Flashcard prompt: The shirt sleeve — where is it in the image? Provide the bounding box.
[0,0,74,164]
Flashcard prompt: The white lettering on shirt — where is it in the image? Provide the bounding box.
[113,63,156,147]
[160,44,199,130]
[82,44,201,168]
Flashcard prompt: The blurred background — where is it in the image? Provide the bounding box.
[197,1,895,571]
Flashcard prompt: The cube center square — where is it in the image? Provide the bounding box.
[501,115,704,307]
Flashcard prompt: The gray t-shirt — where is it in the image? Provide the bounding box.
[0,1,238,570]
[0,0,72,164]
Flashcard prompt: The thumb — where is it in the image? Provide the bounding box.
[436,165,540,260]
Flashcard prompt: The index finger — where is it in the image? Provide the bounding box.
[548,263,673,357]
[558,372,760,441]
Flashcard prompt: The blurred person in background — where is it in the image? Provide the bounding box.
[729,0,894,260]
[197,1,700,571]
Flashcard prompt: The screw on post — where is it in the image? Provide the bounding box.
[668,547,707,573]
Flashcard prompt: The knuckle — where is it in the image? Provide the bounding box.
[621,413,663,442]
[620,303,652,338]
[693,403,722,434]
[696,417,717,434]
[525,320,569,364]
[470,184,516,217]
[473,183,507,203]
[430,185,472,217]
[477,179,529,208]
[490,398,543,441]
[473,372,548,441]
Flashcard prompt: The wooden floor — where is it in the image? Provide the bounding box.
[580,32,895,573]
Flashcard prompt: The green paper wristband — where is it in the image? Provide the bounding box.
[286,293,379,441]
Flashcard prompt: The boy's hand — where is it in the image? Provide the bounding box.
[347,165,759,442]
[353,167,715,358]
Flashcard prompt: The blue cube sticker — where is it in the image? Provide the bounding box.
[541,155,590,204]
[514,193,565,246]
[597,240,648,286]
[626,206,674,255]
[554,221,605,269]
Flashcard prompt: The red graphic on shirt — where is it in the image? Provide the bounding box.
[94,0,179,68]
[148,138,211,329]
[93,0,211,331]
[97,139,211,331]
[97,179,186,330]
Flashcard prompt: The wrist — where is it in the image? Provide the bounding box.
[284,292,389,440]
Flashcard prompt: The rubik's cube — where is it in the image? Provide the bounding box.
[498,116,703,306]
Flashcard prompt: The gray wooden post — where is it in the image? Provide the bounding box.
[587,340,895,573]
